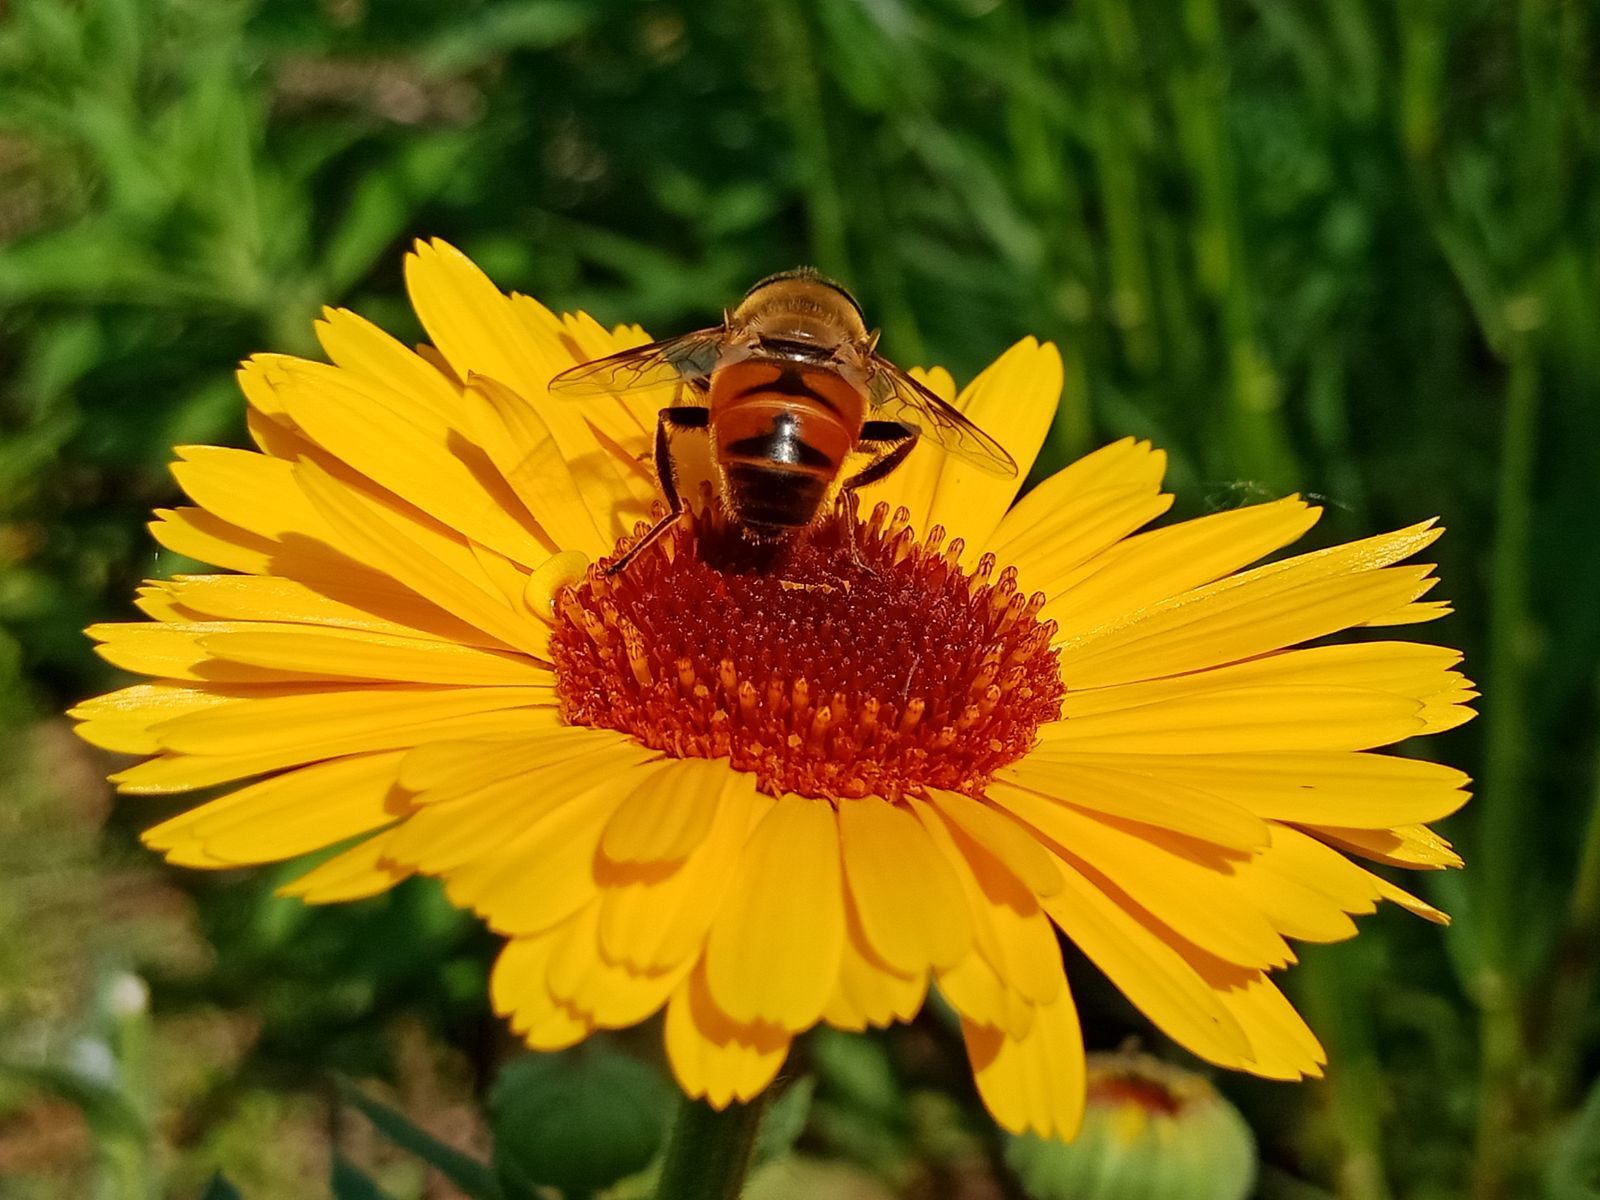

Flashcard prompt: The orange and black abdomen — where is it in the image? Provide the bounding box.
[708,360,866,532]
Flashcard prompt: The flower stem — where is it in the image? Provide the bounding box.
[653,1094,770,1200]
[1540,690,1600,1107]
[1471,318,1540,1200]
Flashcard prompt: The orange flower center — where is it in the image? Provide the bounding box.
[551,501,1064,800]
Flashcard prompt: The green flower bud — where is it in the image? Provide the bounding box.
[1005,1052,1257,1200]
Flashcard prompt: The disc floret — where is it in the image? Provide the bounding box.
[551,501,1065,800]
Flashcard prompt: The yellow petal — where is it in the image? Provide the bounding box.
[1057,516,1441,659]
[270,361,555,567]
[1309,823,1464,870]
[156,574,493,647]
[490,926,592,1051]
[962,982,1086,1140]
[988,438,1166,567]
[152,684,554,757]
[404,240,654,527]
[440,769,644,937]
[664,965,790,1108]
[237,354,296,421]
[838,796,972,973]
[1038,686,1425,754]
[938,953,1037,1040]
[399,725,630,801]
[921,339,1064,557]
[1060,642,1468,716]
[195,625,550,686]
[1060,566,1441,689]
[465,375,616,557]
[1228,822,1380,942]
[132,584,187,623]
[384,737,654,873]
[599,775,769,973]
[1212,971,1326,1081]
[993,763,1269,852]
[277,829,413,903]
[1039,855,1253,1070]
[601,757,731,865]
[922,788,1063,897]
[998,487,1174,596]
[1041,496,1320,639]
[145,751,406,865]
[1031,436,1168,495]
[823,903,927,1032]
[85,621,263,682]
[545,901,690,1027]
[295,459,551,658]
[1042,751,1470,828]
[313,305,462,424]
[70,683,235,755]
[985,436,1171,570]
[114,701,561,793]
[911,795,1063,1008]
[150,506,276,575]
[1367,599,1453,626]
[405,239,566,405]
[994,790,1290,970]
[1367,873,1450,924]
[703,796,844,1031]
[170,445,336,544]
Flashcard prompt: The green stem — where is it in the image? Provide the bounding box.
[762,0,852,280]
[1295,946,1393,1200]
[1539,684,1600,1108]
[652,1094,771,1200]
[1172,0,1300,490]
[1471,321,1540,1200]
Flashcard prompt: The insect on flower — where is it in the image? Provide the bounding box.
[549,268,1017,571]
[71,240,1476,1142]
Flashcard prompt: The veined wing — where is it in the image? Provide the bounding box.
[548,329,725,399]
[867,359,1018,478]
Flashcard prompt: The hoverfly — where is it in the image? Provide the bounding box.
[549,268,1016,572]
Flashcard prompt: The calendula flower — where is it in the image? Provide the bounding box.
[72,241,1473,1140]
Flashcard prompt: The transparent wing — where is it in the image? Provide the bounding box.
[868,360,1018,478]
[548,329,725,399]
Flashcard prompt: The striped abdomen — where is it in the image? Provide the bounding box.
[708,360,866,532]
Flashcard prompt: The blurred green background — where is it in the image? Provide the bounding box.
[1,0,1596,1197]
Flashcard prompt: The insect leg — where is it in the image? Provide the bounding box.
[840,420,918,491]
[606,406,708,576]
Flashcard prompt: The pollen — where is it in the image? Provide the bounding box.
[551,499,1065,801]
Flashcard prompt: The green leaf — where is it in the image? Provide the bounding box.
[752,1077,815,1167]
[1545,1075,1600,1199]
[809,1029,903,1122]
[417,3,592,75]
[489,1045,673,1198]
[331,1154,395,1200]
[339,1079,502,1200]
[319,134,473,297]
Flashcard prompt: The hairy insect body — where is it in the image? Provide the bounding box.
[548,268,1016,573]
[710,359,866,535]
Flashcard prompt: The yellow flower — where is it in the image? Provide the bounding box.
[71,240,1474,1140]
